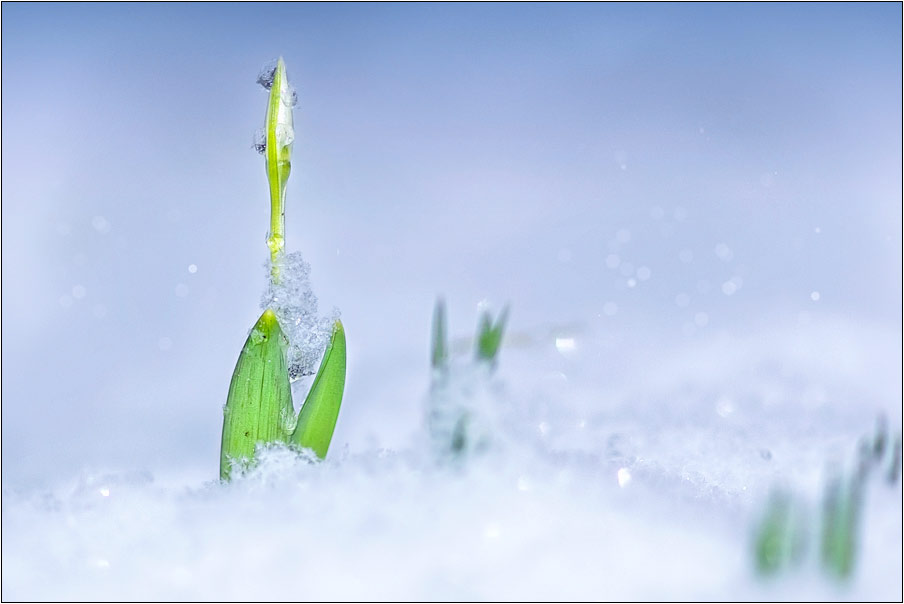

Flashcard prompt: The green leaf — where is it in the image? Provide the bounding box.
[753,491,805,576]
[291,320,347,458]
[220,309,294,480]
[820,474,861,580]
[475,306,509,364]
[431,298,448,370]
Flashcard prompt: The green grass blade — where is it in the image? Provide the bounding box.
[820,474,861,580]
[431,298,448,370]
[220,309,294,480]
[291,320,347,458]
[476,305,509,363]
[888,431,902,485]
[753,491,805,576]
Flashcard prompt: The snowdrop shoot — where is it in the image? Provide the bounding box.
[219,59,346,480]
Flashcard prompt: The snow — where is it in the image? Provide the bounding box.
[2,314,900,601]
[260,252,338,381]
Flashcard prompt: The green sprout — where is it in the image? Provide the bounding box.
[887,431,902,485]
[475,306,509,365]
[219,58,346,480]
[430,299,509,373]
[753,490,806,577]
[428,299,508,462]
[751,414,899,582]
[431,298,449,372]
[819,471,862,580]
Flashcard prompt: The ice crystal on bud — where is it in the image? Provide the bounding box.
[261,252,338,380]
[256,60,278,90]
[253,129,267,154]
[281,85,298,108]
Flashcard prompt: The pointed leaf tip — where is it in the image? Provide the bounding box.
[476,305,509,363]
[432,298,448,370]
[220,310,294,480]
[291,319,347,458]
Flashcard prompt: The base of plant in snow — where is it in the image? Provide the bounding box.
[2,315,900,600]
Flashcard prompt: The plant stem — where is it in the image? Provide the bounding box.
[265,57,293,282]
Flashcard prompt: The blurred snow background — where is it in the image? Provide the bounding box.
[1,3,901,600]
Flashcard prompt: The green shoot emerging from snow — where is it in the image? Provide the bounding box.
[751,414,900,583]
[820,471,861,580]
[475,306,509,366]
[431,299,449,371]
[220,310,293,479]
[753,491,806,576]
[428,299,509,462]
[220,58,346,480]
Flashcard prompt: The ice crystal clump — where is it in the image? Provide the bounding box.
[261,252,338,381]
[275,123,294,147]
[281,85,298,108]
[256,62,297,108]
[256,61,278,90]
[252,128,266,154]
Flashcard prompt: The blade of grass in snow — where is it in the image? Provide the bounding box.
[887,432,902,485]
[291,320,347,458]
[753,491,806,576]
[220,309,294,480]
[431,298,448,371]
[476,306,509,365]
[820,471,862,580]
[428,301,510,463]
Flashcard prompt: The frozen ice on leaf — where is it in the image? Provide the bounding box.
[275,123,295,147]
[256,60,278,90]
[253,128,267,154]
[261,251,338,381]
[281,85,298,108]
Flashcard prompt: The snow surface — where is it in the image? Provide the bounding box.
[2,314,901,601]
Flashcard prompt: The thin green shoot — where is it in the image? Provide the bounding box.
[264,57,293,282]
[476,305,509,365]
[753,490,805,577]
[427,299,509,463]
[819,472,862,580]
[871,414,888,460]
[431,298,449,371]
[887,431,902,485]
[291,320,347,458]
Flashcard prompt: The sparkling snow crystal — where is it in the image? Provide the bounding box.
[255,61,278,90]
[260,252,338,381]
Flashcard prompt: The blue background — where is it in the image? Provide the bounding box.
[2,2,901,486]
